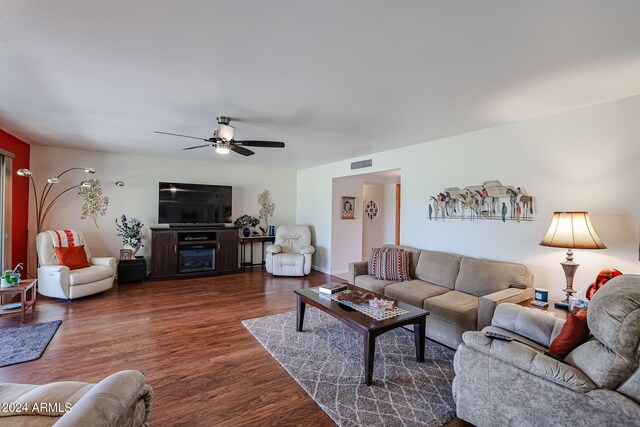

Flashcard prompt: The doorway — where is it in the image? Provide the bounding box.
[330,169,401,279]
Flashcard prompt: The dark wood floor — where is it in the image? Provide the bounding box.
[0,269,471,426]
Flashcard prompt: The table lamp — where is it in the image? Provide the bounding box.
[540,212,606,309]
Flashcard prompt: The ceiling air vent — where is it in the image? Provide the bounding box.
[351,159,372,170]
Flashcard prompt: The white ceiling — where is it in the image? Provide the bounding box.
[1,1,639,169]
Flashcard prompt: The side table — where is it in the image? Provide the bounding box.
[118,257,147,283]
[239,236,275,268]
[518,298,568,320]
[0,279,37,322]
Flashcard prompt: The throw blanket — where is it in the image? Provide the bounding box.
[46,230,81,248]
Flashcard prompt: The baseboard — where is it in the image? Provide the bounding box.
[311,265,331,274]
[331,269,348,275]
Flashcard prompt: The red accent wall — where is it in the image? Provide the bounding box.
[0,129,30,269]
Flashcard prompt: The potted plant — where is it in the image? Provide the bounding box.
[1,263,23,288]
[115,215,144,255]
[234,215,260,237]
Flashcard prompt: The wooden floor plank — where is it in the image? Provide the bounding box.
[0,268,471,426]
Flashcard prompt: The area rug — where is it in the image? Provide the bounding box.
[242,309,455,426]
[0,320,62,368]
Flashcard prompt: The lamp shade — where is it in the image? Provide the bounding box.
[217,124,235,141]
[540,212,606,249]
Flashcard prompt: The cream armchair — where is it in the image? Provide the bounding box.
[265,225,315,276]
[453,274,640,426]
[36,231,116,299]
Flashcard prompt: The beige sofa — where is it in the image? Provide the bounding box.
[0,370,153,427]
[348,244,533,348]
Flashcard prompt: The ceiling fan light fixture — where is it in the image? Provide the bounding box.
[156,115,284,157]
[216,145,230,154]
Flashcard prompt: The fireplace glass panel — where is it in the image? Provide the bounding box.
[179,247,215,273]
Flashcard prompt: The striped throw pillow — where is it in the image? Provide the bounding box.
[368,248,410,282]
[368,247,385,276]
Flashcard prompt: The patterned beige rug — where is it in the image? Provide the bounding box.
[243,308,455,426]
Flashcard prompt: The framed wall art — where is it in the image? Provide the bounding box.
[364,200,379,220]
[341,196,356,220]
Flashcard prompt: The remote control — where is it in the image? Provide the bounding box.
[485,331,514,341]
[530,300,549,308]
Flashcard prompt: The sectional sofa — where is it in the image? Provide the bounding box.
[348,244,534,348]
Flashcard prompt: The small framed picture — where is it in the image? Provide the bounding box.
[341,196,356,220]
[119,249,133,261]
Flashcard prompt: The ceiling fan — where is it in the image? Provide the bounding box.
[154,116,285,156]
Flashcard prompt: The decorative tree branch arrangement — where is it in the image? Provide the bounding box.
[78,179,109,228]
[257,190,275,228]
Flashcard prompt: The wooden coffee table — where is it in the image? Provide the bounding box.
[0,279,37,322]
[294,284,429,386]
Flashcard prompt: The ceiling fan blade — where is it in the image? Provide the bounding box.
[183,144,214,150]
[154,131,208,141]
[234,140,285,148]
[230,145,255,156]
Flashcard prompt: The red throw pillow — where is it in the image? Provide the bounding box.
[548,308,590,358]
[55,246,90,270]
[369,248,410,282]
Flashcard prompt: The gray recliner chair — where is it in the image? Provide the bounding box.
[453,274,640,426]
[0,370,153,426]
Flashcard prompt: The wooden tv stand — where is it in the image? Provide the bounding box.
[150,227,240,280]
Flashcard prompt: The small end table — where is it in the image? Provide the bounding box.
[0,279,37,322]
[118,258,147,283]
[518,298,568,320]
[239,236,275,268]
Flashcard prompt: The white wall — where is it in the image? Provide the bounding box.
[330,177,363,275]
[383,183,397,245]
[363,183,397,259]
[28,146,297,275]
[362,183,384,259]
[297,95,640,300]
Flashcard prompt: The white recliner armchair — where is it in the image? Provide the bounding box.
[265,225,315,276]
[36,231,116,299]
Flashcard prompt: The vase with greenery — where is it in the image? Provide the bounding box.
[234,215,260,237]
[115,215,144,254]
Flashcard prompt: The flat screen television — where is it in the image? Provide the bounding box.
[158,182,232,225]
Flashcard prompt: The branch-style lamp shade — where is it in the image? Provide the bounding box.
[540,212,606,307]
[16,168,124,234]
